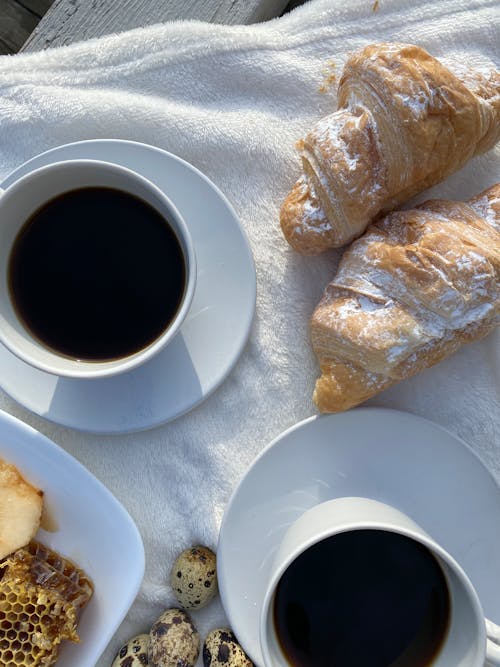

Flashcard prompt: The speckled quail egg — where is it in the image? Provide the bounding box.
[170,545,218,609]
[112,633,150,666]
[148,608,200,667]
[203,628,254,667]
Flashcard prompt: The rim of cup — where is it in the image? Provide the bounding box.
[0,159,196,379]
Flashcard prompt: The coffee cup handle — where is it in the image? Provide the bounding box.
[485,618,500,665]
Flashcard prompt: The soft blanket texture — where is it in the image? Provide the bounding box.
[0,0,499,664]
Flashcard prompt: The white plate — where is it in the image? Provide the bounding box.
[0,408,145,666]
[0,140,256,433]
[217,408,500,666]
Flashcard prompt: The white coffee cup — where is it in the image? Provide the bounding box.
[0,159,196,379]
[260,497,500,667]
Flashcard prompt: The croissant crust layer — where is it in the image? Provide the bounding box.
[311,183,500,412]
[281,43,500,252]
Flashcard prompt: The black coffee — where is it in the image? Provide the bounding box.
[8,187,186,361]
[273,530,450,667]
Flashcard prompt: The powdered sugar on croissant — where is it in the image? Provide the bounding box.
[281,43,500,253]
[311,183,500,413]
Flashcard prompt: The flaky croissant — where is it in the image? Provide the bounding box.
[311,183,500,413]
[281,43,500,253]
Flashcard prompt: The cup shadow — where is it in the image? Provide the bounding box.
[44,332,203,432]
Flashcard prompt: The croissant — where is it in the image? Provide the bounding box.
[310,183,500,413]
[281,43,500,253]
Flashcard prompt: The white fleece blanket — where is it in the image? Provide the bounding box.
[0,0,498,664]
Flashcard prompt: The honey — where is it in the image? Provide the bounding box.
[0,541,93,667]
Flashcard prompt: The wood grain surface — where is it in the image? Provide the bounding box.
[22,0,295,52]
[17,0,53,15]
[1,0,40,53]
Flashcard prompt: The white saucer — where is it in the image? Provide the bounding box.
[0,140,256,433]
[217,408,500,666]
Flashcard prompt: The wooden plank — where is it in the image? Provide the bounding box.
[0,0,39,52]
[0,35,14,54]
[22,0,290,52]
[16,0,53,18]
[283,0,308,12]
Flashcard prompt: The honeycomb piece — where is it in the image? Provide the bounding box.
[0,541,93,667]
[22,542,93,610]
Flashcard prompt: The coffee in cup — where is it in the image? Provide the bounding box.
[273,529,450,666]
[0,159,196,378]
[260,497,500,667]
